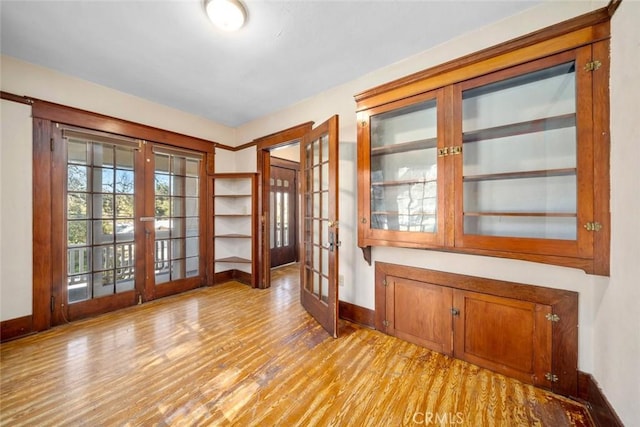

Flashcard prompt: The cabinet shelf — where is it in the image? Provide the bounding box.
[371,137,438,156]
[215,233,252,238]
[371,178,437,187]
[214,194,251,198]
[463,168,576,182]
[215,256,252,264]
[463,113,575,143]
[373,211,437,216]
[214,214,252,217]
[464,212,576,217]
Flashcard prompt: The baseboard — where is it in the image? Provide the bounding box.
[1,315,33,342]
[577,371,624,427]
[214,270,252,287]
[339,301,375,328]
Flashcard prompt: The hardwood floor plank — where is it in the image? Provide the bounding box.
[1,264,593,426]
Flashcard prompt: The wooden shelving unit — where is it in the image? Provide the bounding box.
[212,173,258,287]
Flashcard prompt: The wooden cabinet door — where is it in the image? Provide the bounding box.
[453,290,552,388]
[385,276,453,355]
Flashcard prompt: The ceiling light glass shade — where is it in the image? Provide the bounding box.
[205,0,247,32]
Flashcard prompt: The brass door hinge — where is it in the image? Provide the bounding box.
[545,313,560,322]
[584,60,602,72]
[545,372,559,382]
[584,222,602,232]
[50,296,55,312]
[382,320,390,327]
[438,146,462,157]
[50,137,55,151]
[383,279,388,287]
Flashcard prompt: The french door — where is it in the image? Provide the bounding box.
[51,124,206,324]
[300,116,340,338]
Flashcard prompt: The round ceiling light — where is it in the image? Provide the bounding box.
[205,0,247,32]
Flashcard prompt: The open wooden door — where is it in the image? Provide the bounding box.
[300,115,340,337]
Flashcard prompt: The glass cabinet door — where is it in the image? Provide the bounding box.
[360,90,445,246]
[455,50,593,255]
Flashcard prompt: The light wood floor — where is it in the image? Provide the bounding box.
[1,264,592,426]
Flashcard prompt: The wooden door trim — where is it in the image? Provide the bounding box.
[32,118,53,332]
[256,121,312,289]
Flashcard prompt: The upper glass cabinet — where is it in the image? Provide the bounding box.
[356,13,611,275]
[359,90,445,247]
[460,61,578,240]
[370,99,438,233]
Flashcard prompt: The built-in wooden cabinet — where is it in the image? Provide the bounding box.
[212,173,258,287]
[375,262,578,396]
[357,9,611,275]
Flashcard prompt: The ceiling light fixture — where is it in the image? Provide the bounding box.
[205,0,247,32]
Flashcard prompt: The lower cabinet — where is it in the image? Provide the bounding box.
[375,262,577,396]
[453,290,552,387]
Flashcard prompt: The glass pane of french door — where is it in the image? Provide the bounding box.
[303,135,330,301]
[153,151,201,284]
[66,138,136,303]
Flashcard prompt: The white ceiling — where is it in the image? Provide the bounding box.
[1,0,541,127]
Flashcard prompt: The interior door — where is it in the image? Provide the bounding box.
[270,159,298,268]
[299,115,340,337]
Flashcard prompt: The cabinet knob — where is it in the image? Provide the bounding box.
[451,308,460,316]
[361,217,367,224]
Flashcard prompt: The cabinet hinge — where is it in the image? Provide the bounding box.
[382,320,390,327]
[545,372,559,382]
[50,137,54,151]
[584,222,602,232]
[383,279,388,287]
[584,60,602,72]
[545,313,560,322]
[50,296,55,313]
[438,146,462,157]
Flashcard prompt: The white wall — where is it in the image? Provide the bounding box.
[0,100,33,321]
[594,1,640,423]
[235,1,639,424]
[1,56,236,146]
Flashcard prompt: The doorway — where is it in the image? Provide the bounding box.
[257,117,340,337]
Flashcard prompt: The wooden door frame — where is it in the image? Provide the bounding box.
[255,122,313,288]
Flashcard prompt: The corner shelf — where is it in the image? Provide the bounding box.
[212,173,258,287]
